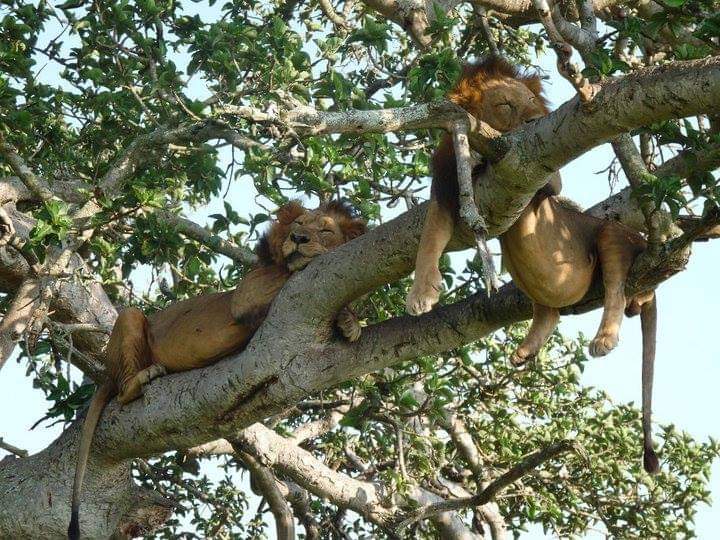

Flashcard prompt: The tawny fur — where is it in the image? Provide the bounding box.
[68,201,366,540]
[405,56,659,475]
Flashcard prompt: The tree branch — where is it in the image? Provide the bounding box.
[155,210,257,266]
[238,449,296,540]
[396,439,577,529]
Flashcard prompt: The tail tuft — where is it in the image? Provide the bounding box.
[643,447,660,474]
[68,510,80,540]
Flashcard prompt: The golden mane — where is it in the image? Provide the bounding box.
[449,56,550,114]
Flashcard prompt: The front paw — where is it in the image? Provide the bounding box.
[510,349,535,367]
[337,309,362,342]
[406,271,442,316]
[588,333,619,357]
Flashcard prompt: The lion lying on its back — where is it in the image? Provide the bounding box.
[68,200,366,540]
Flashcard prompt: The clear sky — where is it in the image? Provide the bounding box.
[0,4,718,538]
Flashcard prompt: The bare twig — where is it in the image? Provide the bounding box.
[452,121,500,293]
[0,437,28,458]
[396,439,577,529]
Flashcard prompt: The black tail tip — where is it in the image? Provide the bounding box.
[644,448,660,474]
[68,511,80,540]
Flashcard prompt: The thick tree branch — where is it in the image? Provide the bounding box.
[232,423,479,538]
[0,278,40,372]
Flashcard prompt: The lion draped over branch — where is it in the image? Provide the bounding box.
[68,200,366,540]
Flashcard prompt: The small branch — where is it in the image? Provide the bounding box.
[156,210,257,266]
[611,134,667,251]
[291,407,347,444]
[0,437,28,458]
[533,0,596,101]
[48,322,111,335]
[219,100,468,136]
[318,0,350,33]
[362,0,433,48]
[475,5,500,56]
[452,121,499,293]
[0,136,58,204]
[185,438,235,458]
[667,204,720,252]
[0,278,40,373]
[396,439,577,530]
[277,480,321,540]
[238,449,296,540]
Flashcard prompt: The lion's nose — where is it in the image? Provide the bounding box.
[290,232,310,244]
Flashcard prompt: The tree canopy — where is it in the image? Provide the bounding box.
[0,0,719,538]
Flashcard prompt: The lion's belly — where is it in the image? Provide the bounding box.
[147,291,252,372]
[500,198,598,308]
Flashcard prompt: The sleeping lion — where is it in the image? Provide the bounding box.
[68,200,366,540]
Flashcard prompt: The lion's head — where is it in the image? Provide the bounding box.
[256,200,366,271]
[449,56,549,132]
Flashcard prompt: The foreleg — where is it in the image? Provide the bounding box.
[406,199,454,315]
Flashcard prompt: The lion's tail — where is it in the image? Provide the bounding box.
[640,293,660,474]
[68,382,113,540]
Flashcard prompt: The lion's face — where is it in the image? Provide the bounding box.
[477,78,546,132]
[281,209,351,271]
[256,201,366,271]
[449,59,549,134]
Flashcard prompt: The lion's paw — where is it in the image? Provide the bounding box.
[588,333,619,357]
[510,349,535,367]
[406,273,442,316]
[337,309,362,342]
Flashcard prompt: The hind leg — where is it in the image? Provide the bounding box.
[105,307,158,403]
[406,200,454,315]
[511,303,560,366]
[589,224,642,357]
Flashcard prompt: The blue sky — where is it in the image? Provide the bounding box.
[1,3,718,537]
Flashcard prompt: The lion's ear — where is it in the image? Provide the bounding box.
[275,200,305,224]
[341,218,366,241]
